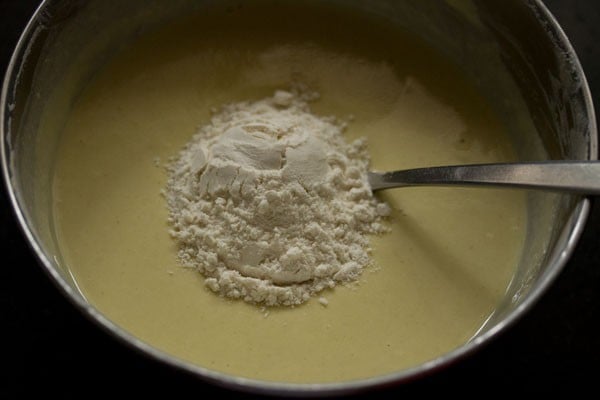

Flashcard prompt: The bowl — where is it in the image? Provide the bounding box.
[1,0,597,395]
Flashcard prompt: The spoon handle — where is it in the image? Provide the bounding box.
[368,161,600,195]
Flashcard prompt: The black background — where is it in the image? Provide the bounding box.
[1,0,598,397]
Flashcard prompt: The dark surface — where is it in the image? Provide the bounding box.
[1,0,598,397]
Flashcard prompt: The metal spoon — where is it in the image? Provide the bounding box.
[368,161,600,195]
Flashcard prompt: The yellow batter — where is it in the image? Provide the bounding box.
[52,4,526,383]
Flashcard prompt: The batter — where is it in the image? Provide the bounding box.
[52,3,526,383]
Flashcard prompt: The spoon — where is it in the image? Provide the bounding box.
[368,161,600,195]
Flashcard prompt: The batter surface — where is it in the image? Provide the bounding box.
[52,4,526,383]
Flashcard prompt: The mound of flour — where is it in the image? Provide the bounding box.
[165,90,390,306]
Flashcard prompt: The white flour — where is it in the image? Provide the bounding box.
[165,90,390,306]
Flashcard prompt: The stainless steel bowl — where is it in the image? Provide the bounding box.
[2,0,597,396]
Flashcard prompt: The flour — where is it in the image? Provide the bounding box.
[165,90,390,306]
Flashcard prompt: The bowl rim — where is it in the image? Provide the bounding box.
[1,0,597,396]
